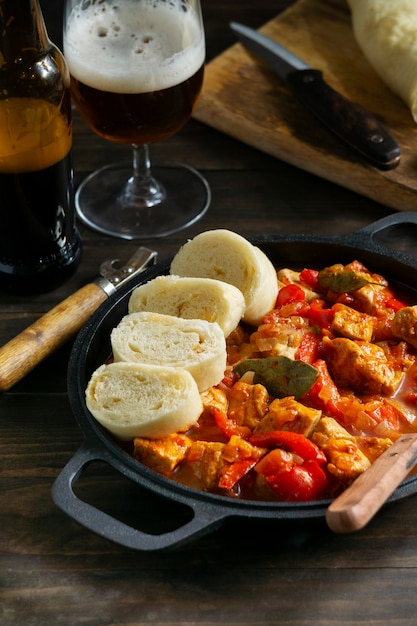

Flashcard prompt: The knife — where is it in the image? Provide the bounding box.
[230,22,401,170]
[326,433,417,533]
[0,246,157,392]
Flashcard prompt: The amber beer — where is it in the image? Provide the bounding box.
[0,0,81,293]
[0,97,81,292]
[64,0,205,144]
[70,65,204,144]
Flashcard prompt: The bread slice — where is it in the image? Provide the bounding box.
[110,311,226,392]
[347,0,417,123]
[128,274,245,336]
[85,361,202,440]
[169,229,278,326]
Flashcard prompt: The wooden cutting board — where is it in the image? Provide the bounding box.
[194,0,417,212]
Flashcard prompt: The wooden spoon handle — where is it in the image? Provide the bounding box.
[0,282,108,393]
[326,433,417,533]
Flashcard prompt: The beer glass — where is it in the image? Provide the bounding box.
[63,0,210,239]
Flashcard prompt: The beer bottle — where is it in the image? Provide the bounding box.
[0,0,81,293]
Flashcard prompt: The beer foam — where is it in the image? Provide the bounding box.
[64,0,205,93]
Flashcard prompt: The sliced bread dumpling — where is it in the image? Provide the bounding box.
[128,274,245,337]
[170,229,278,326]
[85,361,202,440]
[110,311,226,392]
[347,0,417,122]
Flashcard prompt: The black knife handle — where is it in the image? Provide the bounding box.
[286,69,400,170]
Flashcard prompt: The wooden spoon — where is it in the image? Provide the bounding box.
[326,433,417,533]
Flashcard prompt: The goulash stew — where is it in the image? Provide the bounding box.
[127,261,417,501]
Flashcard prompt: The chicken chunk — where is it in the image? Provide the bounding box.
[355,436,393,463]
[222,435,266,463]
[312,417,392,465]
[311,416,355,447]
[331,303,375,342]
[133,433,192,476]
[186,436,265,491]
[226,325,259,365]
[322,336,403,395]
[313,417,377,482]
[187,440,226,490]
[351,283,390,315]
[255,396,322,437]
[320,437,371,482]
[392,305,417,349]
[250,317,309,359]
[227,381,269,430]
[201,386,228,415]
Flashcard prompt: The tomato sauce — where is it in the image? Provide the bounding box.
[130,260,417,502]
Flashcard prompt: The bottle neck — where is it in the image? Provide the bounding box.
[0,0,50,63]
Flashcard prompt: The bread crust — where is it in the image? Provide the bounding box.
[85,362,203,440]
[347,0,417,122]
[111,311,227,392]
[128,274,245,337]
[170,229,278,326]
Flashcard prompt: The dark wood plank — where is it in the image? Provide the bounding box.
[2,1,417,625]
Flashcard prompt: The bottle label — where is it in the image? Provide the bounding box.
[0,97,72,173]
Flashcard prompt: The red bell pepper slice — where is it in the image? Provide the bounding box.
[250,430,326,464]
[253,446,328,501]
[254,448,292,476]
[302,359,343,419]
[265,460,328,501]
[406,391,417,403]
[213,408,251,440]
[299,268,320,290]
[276,284,305,307]
[218,458,258,490]
[221,369,238,388]
[295,331,321,364]
[385,297,406,312]
[306,299,335,328]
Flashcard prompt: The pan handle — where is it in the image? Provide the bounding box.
[51,443,227,551]
[354,211,417,244]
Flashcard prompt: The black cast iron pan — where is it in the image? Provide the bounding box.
[53,212,417,551]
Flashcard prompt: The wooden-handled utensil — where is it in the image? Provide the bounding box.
[230,22,401,170]
[0,246,157,392]
[326,433,417,533]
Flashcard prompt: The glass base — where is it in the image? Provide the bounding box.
[75,161,211,240]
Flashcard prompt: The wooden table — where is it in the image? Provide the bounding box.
[2,1,417,623]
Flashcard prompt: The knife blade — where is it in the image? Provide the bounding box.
[230,22,401,170]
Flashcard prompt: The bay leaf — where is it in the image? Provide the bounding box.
[234,356,319,399]
[318,267,371,293]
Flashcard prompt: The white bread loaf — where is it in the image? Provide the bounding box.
[110,311,226,392]
[128,274,245,337]
[347,0,417,123]
[86,361,202,440]
[170,229,278,326]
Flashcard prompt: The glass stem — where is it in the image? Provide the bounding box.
[123,143,164,208]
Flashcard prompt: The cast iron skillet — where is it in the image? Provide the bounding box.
[53,212,417,551]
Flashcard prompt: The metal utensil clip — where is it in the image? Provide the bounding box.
[0,246,158,392]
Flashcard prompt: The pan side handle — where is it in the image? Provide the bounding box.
[343,212,417,268]
[51,443,227,551]
[355,212,417,239]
